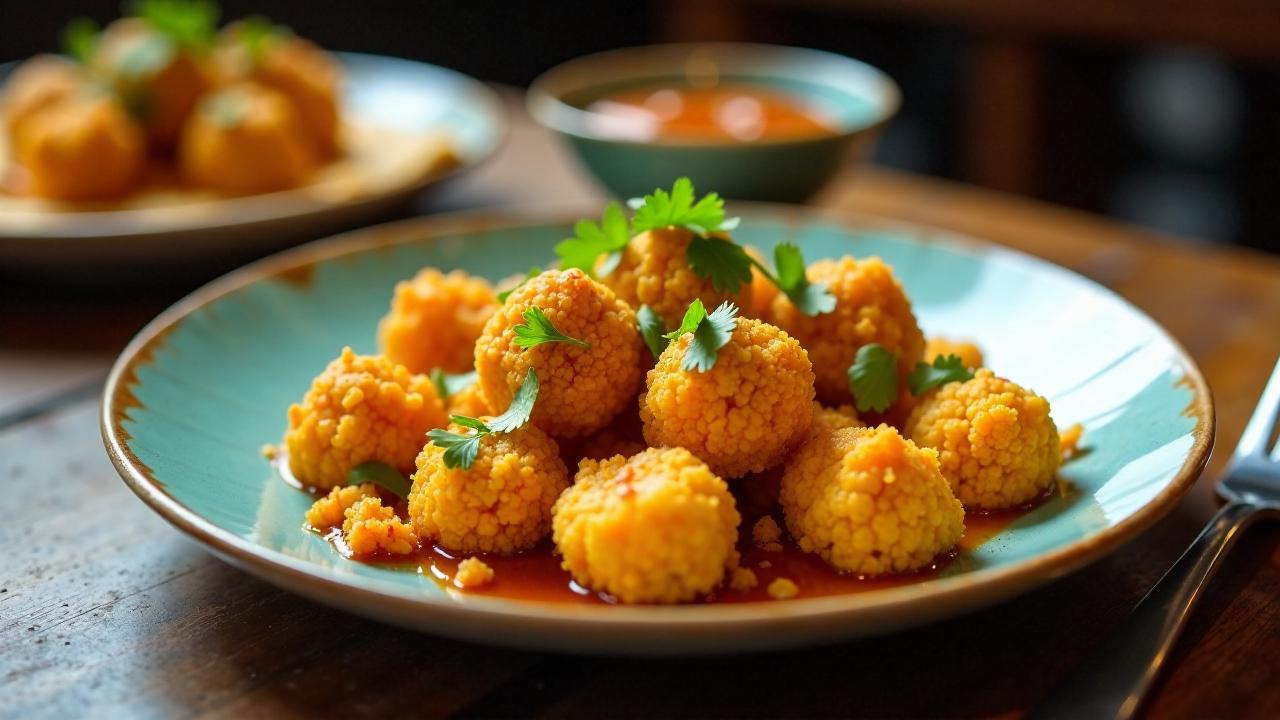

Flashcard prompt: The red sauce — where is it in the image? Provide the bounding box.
[584,84,838,143]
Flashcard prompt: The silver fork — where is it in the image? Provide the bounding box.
[1034,356,1280,720]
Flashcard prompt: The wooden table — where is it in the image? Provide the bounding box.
[3,93,1279,720]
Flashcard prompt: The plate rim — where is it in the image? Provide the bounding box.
[100,204,1215,636]
[0,52,509,241]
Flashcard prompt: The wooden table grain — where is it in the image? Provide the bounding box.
[2,95,1279,720]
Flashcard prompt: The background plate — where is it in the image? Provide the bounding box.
[102,207,1213,655]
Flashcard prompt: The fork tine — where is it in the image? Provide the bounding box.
[1236,356,1280,460]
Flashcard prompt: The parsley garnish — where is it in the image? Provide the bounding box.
[636,304,668,359]
[664,300,738,373]
[61,18,100,65]
[429,368,477,400]
[765,243,837,316]
[127,0,219,48]
[554,201,629,278]
[347,461,411,499]
[513,307,590,349]
[427,368,539,470]
[686,234,754,293]
[847,343,898,413]
[497,266,542,303]
[907,355,975,395]
[629,177,740,236]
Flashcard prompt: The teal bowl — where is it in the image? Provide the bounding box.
[527,43,899,202]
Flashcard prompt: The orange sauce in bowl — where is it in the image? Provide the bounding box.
[584,84,838,143]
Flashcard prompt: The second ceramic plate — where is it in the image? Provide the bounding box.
[102,207,1212,654]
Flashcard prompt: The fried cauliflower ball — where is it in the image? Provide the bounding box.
[2,55,82,141]
[475,269,645,439]
[284,347,447,490]
[812,403,865,436]
[408,422,568,554]
[781,424,964,575]
[744,245,779,321]
[377,269,498,374]
[179,82,317,194]
[94,18,214,147]
[13,92,146,201]
[772,256,925,410]
[552,447,741,604]
[640,317,814,478]
[342,496,417,557]
[926,337,984,369]
[603,228,752,327]
[445,381,491,418]
[905,369,1060,510]
[215,26,342,157]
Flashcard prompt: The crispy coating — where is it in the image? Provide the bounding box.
[179,82,318,195]
[285,347,447,490]
[378,268,498,374]
[552,447,741,604]
[446,381,491,418]
[342,496,417,557]
[752,516,784,552]
[771,256,925,410]
[2,55,81,142]
[813,403,865,436]
[409,422,568,554]
[905,369,1060,510]
[95,19,213,147]
[603,228,752,328]
[640,317,815,478]
[475,269,645,439]
[306,483,376,529]
[781,425,964,575]
[925,337,985,369]
[13,93,146,201]
[744,245,779,321]
[455,557,496,589]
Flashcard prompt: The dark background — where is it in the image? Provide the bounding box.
[4,0,1278,254]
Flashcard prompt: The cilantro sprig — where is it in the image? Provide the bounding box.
[636,304,668,359]
[513,307,590,349]
[748,243,837,316]
[127,0,219,48]
[628,177,740,237]
[429,368,477,400]
[347,461,411,499]
[848,346,980,413]
[427,368,539,470]
[907,354,975,395]
[554,201,629,278]
[62,18,100,64]
[664,299,738,372]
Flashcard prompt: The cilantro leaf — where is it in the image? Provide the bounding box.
[847,343,898,413]
[234,15,289,64]
[488,368,539,432]
[665,300,738,373]
[554,201,629,277]
[449,415,490,432]
[497,266,542,303]
[513,307,590,349]
[347,461,411,498]
[686,234,754,294]
[663,298,707,341]
[908,355,975,395]
[429,368,477,400]
[636,304,669,359]
[62,18,100,65]
[427,428,483,470]
[127,0,219,48]
[771,243,836,316]
[629,177,739,236]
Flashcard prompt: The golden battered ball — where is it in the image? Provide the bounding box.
[284,347,446,490]
[781,424,964,575]
[1,55,82,142]
[409,422,568,554]
[603,228,752,328]
[905,369,1059,510]
[13,92,145,201]
[925,337,984,370]
[772,256,925,410]
[552,447,741,604]
[640,317,815,478]
[377,269,498,375]
[178,82,318,194]
[474,269,645,439]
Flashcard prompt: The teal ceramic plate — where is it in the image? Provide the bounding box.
[102,207,1213,655]
[0,53,505,273]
